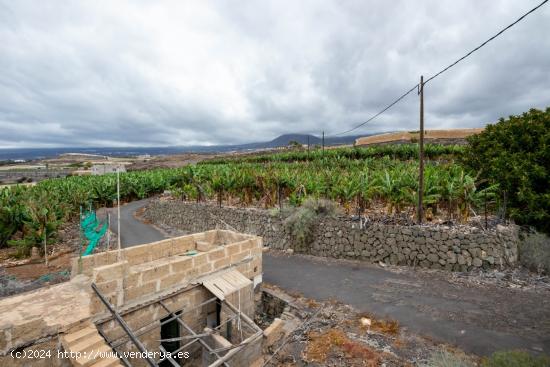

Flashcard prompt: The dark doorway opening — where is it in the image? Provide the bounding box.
[160,312,181,367]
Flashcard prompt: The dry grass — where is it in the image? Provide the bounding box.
[305,299,319,308]
[304,328,381,366]
[357,312,400,336]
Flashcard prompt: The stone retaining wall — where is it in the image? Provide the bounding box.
[145,201,519,271]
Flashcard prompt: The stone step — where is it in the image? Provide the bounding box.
[89,356,124,367]
[69,334,105,354]
[61,324,123,367]
[74,344,113,367]
[62,325,97,346]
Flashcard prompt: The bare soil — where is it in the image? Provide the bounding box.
[0,221,80,298]
[262,284,480,366]
[127,153,213,170]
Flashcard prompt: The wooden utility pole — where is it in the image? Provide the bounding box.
[418,75,425,224]
[322,131,325,152]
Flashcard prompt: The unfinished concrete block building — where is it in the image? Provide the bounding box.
[0,230,264,367]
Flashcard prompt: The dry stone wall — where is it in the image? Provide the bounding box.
[145,201,519,271]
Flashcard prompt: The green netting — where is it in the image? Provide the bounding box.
[80,209,108,256]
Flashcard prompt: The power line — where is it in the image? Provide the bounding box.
[424,0,549,85]
[331,83,419,136]
[328,0,548,137]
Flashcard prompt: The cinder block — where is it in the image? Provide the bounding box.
[124,271,142,288]
[170,257,193,274]
[126,308,158,332]
[93,261,127,283]
[236,263,249,275]
[160,273,186,290]
[125,246,152,265]
[196,240,212,252]
[124,282,157,302]
[227,243,241,256]
[198,263,213,274]
[96,279,120,295]
[173,236,195,253]
[164,293,191,312]
[142,263,170,283]
[231,250,250,263]
[207,248,226,261]
[213,258,230,270]
[90,292,118,314]
[263,318,285,347]
[240,239,255,251]
[193,253,208,266]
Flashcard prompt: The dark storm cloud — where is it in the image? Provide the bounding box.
[0,0,549,148]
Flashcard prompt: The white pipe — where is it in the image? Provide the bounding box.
[117,169,121,259]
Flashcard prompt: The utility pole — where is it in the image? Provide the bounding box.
[418,75,425,224]
[117,169,121,259]
[322,131,325,153]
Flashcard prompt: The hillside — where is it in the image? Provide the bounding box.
[189,133,366,152]
[355,128,484,146]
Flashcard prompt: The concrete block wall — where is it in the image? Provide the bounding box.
[145,201,519,272]
[90,228,262,366]
[72,230,262,314]
[0,229,262,367]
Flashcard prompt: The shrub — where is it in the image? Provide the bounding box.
[283,198,338,251]
[424,349,476,367]
[519,229,550,274]
[301,197,338,216]
[482,350,550,367]
[284,206,316,250]
[462,108,550,233]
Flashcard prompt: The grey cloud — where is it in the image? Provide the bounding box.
[0,0,549,148]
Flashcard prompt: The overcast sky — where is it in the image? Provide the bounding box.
[1,1,549,148]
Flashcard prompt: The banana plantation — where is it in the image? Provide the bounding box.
[0,144,496,255]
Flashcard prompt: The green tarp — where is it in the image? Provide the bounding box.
[80,209,108,256]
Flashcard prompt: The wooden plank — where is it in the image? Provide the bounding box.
[202,269,251,301]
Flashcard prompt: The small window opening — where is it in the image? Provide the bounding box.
[160,312,181,367]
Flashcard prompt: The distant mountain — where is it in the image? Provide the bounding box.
[182,133,372,153]
[0,133,381,161]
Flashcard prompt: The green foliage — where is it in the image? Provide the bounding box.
[283,198,338,250]
[0,186,28,248]
[7,190,62,257]
[0,143,486,255]
[284,206,317,250]
[462,108,550,233]
[481,350,550,367]
[202,143,464,165]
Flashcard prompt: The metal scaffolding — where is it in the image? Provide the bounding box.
[91,282,262,367]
